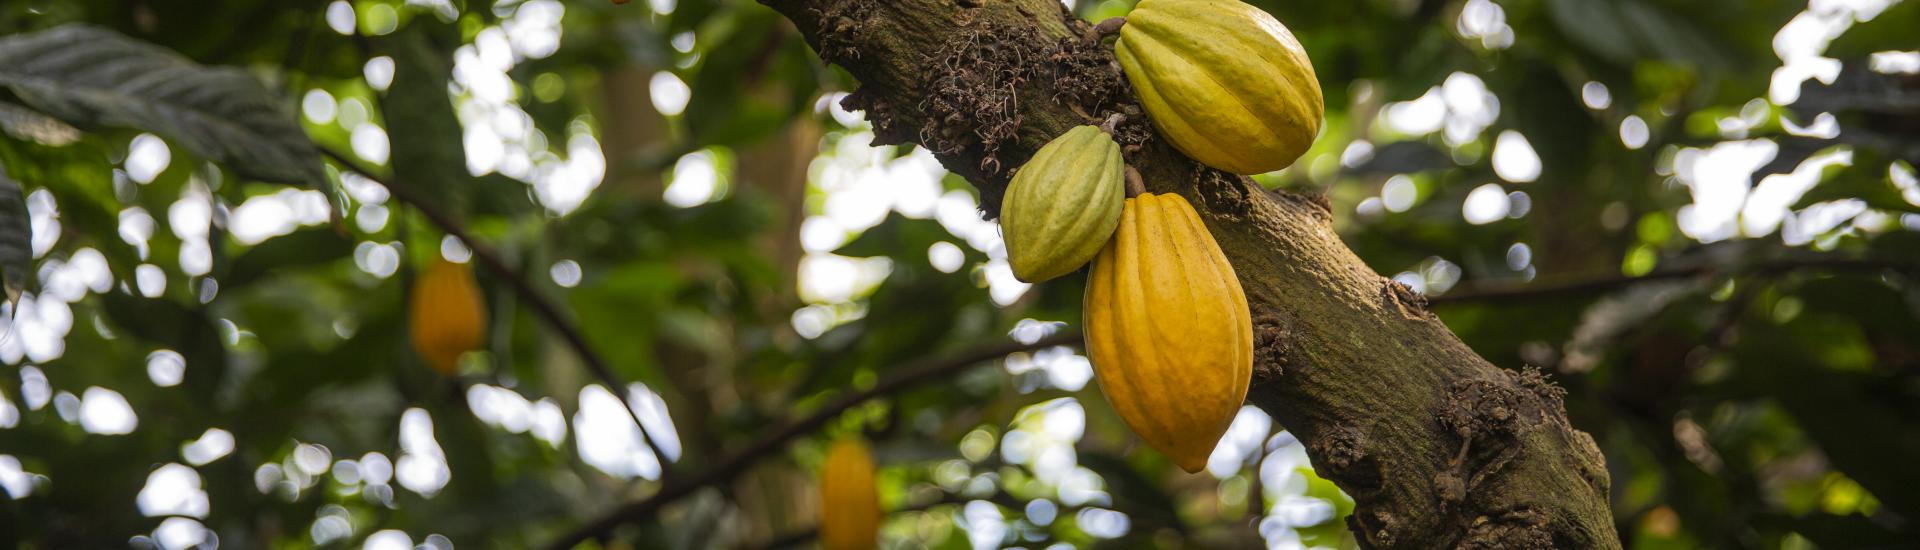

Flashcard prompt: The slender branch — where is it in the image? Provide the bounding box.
[320,148,677,478]
[1429,256,1918,305]
[539,331,1082,550]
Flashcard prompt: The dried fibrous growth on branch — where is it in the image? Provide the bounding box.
[756,0,1621,547]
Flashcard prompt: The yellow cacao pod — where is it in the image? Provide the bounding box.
[819,437,881,550]
[1084,193,1252,473]
[1115,0,1325,175]
[409,258,486,375]
[1000,125,1126,283]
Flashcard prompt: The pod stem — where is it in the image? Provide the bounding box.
[1085,17,1125,42]
[1124,165,1146,198]
[1098,112,1126,135]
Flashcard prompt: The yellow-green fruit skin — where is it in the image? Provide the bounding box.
[1116,0,1324,175]
[820,437,881,550]
[409,259,487,375]
[1000,125,1126,283]
[1084,193,1252,473]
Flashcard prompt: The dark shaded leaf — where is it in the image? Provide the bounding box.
[99,291,228,404]
[1546,0,1639,65]
[1753,512,1914,549]
[0,100,80,146]
[1791,153,1917,215]
[223,228,356,289]
[1345,140,1450,177]
[1754,138,1837,181]
[680,10,818,147]
[378,19,470,215]
[1738,317,1920,521]
[0,162,31,300]
[1792,60,1920,116]
[0,25,333,196]
[1547,0,1734,72]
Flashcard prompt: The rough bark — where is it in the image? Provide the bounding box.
[758,0,1620,547]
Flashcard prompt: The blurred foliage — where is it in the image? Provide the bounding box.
[0,0,1917,549]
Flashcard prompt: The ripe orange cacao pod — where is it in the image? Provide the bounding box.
[1083,192,1252,473]
[1115,0,1325,175]
[1000,125,1126,283]
[409,258,486,375]
[819,437,881,550]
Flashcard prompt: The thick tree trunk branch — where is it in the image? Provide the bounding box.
[761,0,1621,547]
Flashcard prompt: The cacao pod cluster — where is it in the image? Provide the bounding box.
[999,130,1252,473]
[819,437,881,550]
[409,258,487,376]
[991,0,1316,472]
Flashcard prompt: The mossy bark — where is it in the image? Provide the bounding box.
[760,0,1621,547]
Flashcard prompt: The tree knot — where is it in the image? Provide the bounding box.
[1382,278,1432,320]
[809,0,873,65]
[1309,423,1381,494]
[1458,508,1554,550]
[1193,165,1252,222]
[841,87,909,146]
[1252,313,1291,381]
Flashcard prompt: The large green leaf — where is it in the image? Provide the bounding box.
[222,228,356,289]
[0,162,31,300]
[0,100,80,146]
[378,19,468,214]
[680,9,819,147]
[0,24,333,196]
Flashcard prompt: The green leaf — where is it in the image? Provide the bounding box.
[1737,315,1920,521]
[0,24,334,197]
[378,19,470,215]
[1546,0,1732,72]
[680,10,817,147]
[1792,154,1918,215]
[0,100,81,146]
[223,228,357,289]
[0,162,31,301]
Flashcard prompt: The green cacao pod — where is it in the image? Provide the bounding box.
[819,437,880,550]
[1084,192,1252,473]
[1116,0,1325,175]
[1000,125,1126,283]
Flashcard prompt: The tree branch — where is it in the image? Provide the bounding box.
[755,1,1622,546]
[1431,256,1918,305]
[320,148,677,479]
[539,331,1082,550]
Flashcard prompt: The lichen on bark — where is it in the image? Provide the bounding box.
[759,0,1622,547]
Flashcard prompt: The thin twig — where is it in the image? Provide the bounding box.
[539,331,1082,550]
[1429,257,1917,305]
[321,148,677,479]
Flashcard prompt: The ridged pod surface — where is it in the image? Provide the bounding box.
[819,437,881,550]
[1084,193,1252,473]
[1115,0,1324,175]
[1000,125,1125,283]
[409,258,486,375]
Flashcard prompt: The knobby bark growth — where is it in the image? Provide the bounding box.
[759,0,1621,547]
